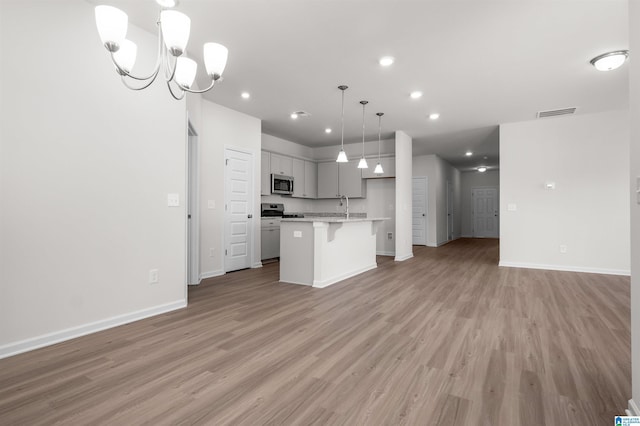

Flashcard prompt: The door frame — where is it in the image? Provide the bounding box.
[412,176,428,246]
[471,186,499,238]
[186,119,200,286]
[223,145,256,273]
[446,180,453,242]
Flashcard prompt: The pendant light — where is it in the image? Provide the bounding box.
[357,101,369,169]
[336,85,349,163]
[374,112,384,174]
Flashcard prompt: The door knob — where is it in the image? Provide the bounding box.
[248,214,253,218]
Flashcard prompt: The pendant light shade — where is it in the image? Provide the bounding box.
[160,10,191,56]
[336,85,349,163]
[375,112,384,174]
[357,100,369,169]
[203,42,228,80]
[175,57,198,88]
[112,39,137,74]
[95,5,128,51]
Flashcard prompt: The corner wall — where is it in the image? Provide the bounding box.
[395,131,413,260]
[500,111,630,275]
[0,0,187,357]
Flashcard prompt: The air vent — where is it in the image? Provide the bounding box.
[537,107,577,119]
[292,111,311,118]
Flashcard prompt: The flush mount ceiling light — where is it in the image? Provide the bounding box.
[357,101,369,169]
[477,166,487,172]
[156,0,178,7]
[590,50,629,71]
[410,91,423,99]
[94,2,228,100]
[325,128,332,134]
[374,113,384,174]
[465,151,473,156]
[241,92,250,99]
[429,113,440,120]
[379,56,394,67]
[336,85,349,163]
[290,113,298,119]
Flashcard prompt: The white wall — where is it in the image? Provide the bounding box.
[0,0,187,357]
[461,170,500,237]
[395,131,413,261]
[199,100,262,278]
[500,110,630,275]
[262,134,315,160]
[629,0,640,412]
[413,154,462,246]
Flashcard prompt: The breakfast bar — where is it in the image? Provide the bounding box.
[279,217,388,288]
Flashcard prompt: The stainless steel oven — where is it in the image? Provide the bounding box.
[271,174,294,195]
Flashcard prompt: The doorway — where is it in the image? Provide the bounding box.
[224,147,254,272]
[447,180,453,241]
[187,120,199,286]
[412,176,428,245]
[472,187,499,238]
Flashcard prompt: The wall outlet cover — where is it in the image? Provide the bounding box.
[208,200,215,209]
[167,193,180,207]
[294,231,302,238]
[149,269,159,284]
[507,203,517,211]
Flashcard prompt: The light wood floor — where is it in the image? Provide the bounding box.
[0,239,631,425]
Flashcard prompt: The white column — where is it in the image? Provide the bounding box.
[395,131,413,261]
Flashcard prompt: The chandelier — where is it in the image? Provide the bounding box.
[94,0,228,100]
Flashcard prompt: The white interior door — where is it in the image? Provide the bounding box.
[472,187,499,238]
[412,177,428,245]
[187,122,199,285]
[447,180,453,241]
[224,148,253,272]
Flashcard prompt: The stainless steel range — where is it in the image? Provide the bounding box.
[260,204,304,261]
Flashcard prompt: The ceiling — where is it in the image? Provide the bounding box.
[93,0,629,171]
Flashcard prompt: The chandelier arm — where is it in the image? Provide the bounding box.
[109,22,163,82]
[120,70,160,91]
[166,80,186,100]
[179,79,216,94]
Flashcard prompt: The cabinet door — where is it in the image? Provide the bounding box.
[304,160,317,199]
[317,162,339,198]
[270,153,293,176]
[339,161,365,198]
[261,151,271,195]
[361,156,395,178]
[291,158,305,198]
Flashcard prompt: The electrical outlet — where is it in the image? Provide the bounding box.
[294,231,302,238]
[387,232,393,240]
[559,245,567,254]
[149,269,159,284]
[209,248,215,257]
[167,193,180,207]
[208,200,215,209]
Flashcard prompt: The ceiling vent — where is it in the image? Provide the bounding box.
[292,111,311,118]
[537,107,577,119]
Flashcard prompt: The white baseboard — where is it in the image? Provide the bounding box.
[199,269,225,280]
[628,399,639,416]
[376,250,395,256]
[252,262,263,269]
[312,263,377,288]
[498,261,630,276]
[0,300,187,360]
[394,253,414,262]
[461,234,473,238]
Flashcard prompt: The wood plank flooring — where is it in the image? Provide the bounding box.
[0,238,631,425]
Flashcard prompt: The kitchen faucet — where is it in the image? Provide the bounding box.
[339,195,349,219]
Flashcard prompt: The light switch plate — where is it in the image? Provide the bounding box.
[294,231,302,238]
[507,203,517,211]
[208,200,215,209]
[167,193,180,207]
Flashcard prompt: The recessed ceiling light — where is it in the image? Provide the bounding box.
[410,91,423,99]
[325,128,332,134]
[155,0,178,7]
[590,50,629,71]
[290,113,298,119]
[241,92,250,99]
[429,113,440,120]
[465,151,473,156]
[477,166,487,172]
[379,56,394,67]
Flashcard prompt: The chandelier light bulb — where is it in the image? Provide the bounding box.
[95,5,128,52]
[175,57,198,88]
[203,42,228,80]
[112,39,137,74]
[160,10,191,56]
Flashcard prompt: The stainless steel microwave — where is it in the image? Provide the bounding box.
[271,174,294,195]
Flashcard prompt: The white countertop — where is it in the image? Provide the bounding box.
[280,217,390,223]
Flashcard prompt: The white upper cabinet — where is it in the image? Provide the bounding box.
[317,161,365,198]
[270,153,293,176]
[261,151,271,195]
[292,158,318,199]
[361,157,396,179]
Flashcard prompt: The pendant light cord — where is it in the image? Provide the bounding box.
[378,114,382,161]
[341,89,345,150]
[361,102,366,156]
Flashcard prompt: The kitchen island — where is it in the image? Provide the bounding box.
[279,217,389,288]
